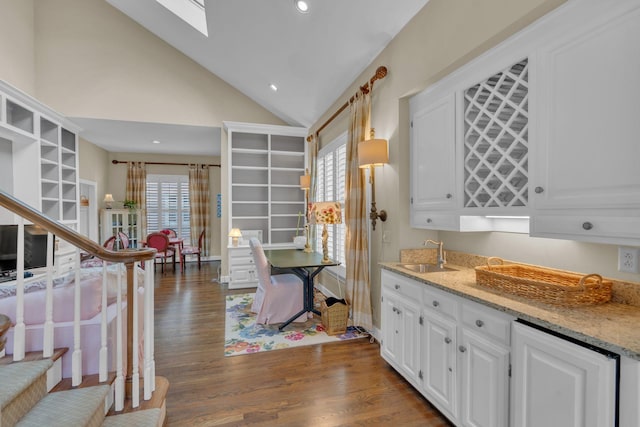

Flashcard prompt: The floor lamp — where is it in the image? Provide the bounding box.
[299,171,313,253]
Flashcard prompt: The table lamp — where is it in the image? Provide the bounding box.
[103,194,114,209]
[229,228,242,247]
[311,201,342,264]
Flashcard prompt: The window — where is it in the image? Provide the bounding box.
[315,132,347,270]
[146,174,191,244]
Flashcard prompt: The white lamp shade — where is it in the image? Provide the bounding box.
[103,194,115,203]
[228,228,242,238]
[358,138,388,168]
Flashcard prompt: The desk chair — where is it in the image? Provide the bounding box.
[249,237,306,325]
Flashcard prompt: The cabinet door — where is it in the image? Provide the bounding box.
[422,310,457,421]
[459,328,510,427]
[511,322,616,427]
[380,291,401,366]
[533,5,640,211]
[410,93,456,213]
[398,297,421,381]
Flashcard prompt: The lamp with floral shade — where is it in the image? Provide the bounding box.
[311,201,342,264]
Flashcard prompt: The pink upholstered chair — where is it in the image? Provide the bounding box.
[249,237,307,325]
[146,232,176,273]
[180,230,205,272]
[117,231,130,249]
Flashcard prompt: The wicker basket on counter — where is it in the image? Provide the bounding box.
[475,257,612,307]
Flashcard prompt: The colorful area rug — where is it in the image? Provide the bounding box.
[225,293,366,356]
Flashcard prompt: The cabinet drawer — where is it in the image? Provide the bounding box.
[230,256,254,267]
[382,270,422,302]
[531,214,640,245]
[423,286,458,319]
[461,300,513,345]
[229,248,253,258]
[411,211,458,231]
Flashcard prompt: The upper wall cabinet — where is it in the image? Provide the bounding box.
[529,2,640,245]
[410,93,456,222]
[409,0,640,245]
[0,80,80,229]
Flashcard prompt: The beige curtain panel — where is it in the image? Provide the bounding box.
[126,161,147,238]
[189,165,210,255]
[345,90,373,331]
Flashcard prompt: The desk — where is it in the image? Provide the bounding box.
[264,249,339,330]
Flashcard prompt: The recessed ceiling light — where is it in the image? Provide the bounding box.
[152,140,161,144]
[294,0,309,14]
[269,83,278,92]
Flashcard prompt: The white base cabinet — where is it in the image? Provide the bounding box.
[228,245,258,289]
[511,321,617,427]
[381,270,513,427]
[381,271,421,384]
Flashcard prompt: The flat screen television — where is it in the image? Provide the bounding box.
[0,224,54,273]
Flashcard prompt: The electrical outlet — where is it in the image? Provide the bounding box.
[618,247,640,273]
[382,230,391,243]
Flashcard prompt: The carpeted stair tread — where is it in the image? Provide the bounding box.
[0,359,52,426]
[102,408,162,426]
[15,385,109,427]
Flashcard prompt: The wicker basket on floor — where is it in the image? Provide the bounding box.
[321,299,349,336]
[475,257,612,307]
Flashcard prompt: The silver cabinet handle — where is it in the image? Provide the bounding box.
[392,307,397,313]
[426,218,432,224]
[475,320,484,327]
[395,284,400,290]
[582,222,593,230]
[446,193,452,199]
[432,300,439,307]
[459,345,467,353]
[444,337,452,344]
[534,186,544,194]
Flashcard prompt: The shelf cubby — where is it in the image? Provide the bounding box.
[5,99,34,134]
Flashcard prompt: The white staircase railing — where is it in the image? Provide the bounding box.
[0,190,156,409]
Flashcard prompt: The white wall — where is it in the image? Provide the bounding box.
[0,0,35,94]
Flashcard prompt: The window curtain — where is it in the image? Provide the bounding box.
[345,90,373,331]
[188,165,210,255]
[126,161,147,239]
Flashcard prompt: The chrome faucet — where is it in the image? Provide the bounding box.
[423,239,446,269]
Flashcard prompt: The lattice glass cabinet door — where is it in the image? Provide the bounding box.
[463,58,529,209]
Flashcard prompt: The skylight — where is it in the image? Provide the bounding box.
[156,0,208,37]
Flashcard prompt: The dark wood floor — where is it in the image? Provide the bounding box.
[154,261,452,426]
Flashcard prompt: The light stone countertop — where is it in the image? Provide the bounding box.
[380,257,640,361]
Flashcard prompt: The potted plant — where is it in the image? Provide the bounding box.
[123,200,137,211]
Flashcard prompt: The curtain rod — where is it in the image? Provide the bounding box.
[111,160,220,168]
[306,65,388,142]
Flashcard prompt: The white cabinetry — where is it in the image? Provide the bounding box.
[511,321,617,427]
[228,245,258,289]
[420,283,512,427]
[530,2,640,245]
[381,270,421,383]
[0,80,80,228]
[381,270,513,427]
[410,93,457,215]
[100,209,142,248]
[224,122,307,246]
[409,0,640,244]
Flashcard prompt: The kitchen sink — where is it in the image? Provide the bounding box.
[396,263,456,273]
